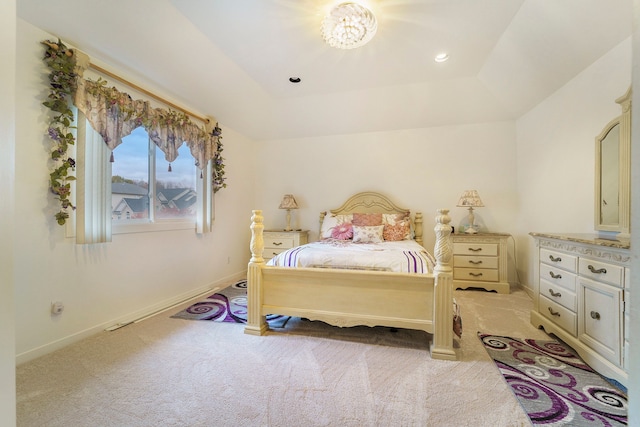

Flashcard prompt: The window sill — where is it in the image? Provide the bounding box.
[112,219,195,234]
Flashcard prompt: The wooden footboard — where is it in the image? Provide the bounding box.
[245,208,456,360]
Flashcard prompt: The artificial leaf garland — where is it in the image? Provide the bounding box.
[41,39,227,225]
[42,39,77,225]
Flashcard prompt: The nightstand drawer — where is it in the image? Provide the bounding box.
[539,263,576,291]
[264,236,295,249]
[453,243,497,256]
[453,255,498,269]
[454,267,499,282]
[540,278,577,311]
[540,248,577,273]
[539,295,577,335]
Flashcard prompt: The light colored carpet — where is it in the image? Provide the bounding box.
[17,285,549,427]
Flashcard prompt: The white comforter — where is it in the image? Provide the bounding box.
[267,239,435,274]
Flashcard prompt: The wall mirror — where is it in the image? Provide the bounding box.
[595,87,631,237]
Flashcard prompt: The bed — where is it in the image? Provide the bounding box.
[245,191,457,360]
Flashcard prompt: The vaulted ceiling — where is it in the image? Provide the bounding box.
[18,0,632,140]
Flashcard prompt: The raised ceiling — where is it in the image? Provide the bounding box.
[17,0,632,140]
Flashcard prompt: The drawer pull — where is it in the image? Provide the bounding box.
[548,271,562,279]
[468,260,483,265]
[548,289,562,298]
[549,255,562,262]
[590,311,601,320]
[468,247,483,252]
[587,265,607,274]
[548,307,561,317]
[469,272,483,277]
[273,242,283,246]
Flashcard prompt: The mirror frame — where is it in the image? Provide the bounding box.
[595,87,631,236]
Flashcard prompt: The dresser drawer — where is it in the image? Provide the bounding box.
[453,255,498,269]
[539,263,576,291]
[539,295,577,335]
[540,278,576,311]
[454,267,499,282]
[453,243,497,256]
[579,258,623,287]
[540,248,577,272]
[264,236,295,250]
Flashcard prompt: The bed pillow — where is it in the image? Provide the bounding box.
[352,225,385,243]
[320,213,353,239]
[383,220,411,241]
[331,222,353,240]
[352,213,383,227]
[382,213,412,240]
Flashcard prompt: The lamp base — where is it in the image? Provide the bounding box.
[464,226,478,234]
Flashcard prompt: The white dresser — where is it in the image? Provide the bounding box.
[530,232,630,386]
[262,230,309,259]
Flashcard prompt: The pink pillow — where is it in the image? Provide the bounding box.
[352,213,383,226]
[383,221,410,241]
[331,222,353,240]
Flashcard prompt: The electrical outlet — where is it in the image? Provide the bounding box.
[51,301,64,315]
[227,256,230,264]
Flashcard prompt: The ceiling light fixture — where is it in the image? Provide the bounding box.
[435,53,450,63]
[321,2,377,50]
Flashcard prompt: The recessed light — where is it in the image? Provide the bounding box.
[289,77,301,83]
[434,53,449,63]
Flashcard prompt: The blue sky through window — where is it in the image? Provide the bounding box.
[112,127,197,190]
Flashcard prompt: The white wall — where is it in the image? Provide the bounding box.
[14,20,257,363]
[255,122,518,255]
[515,38,632,292]
[1,1,17,425]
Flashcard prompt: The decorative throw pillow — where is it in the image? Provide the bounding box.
[352,213,383,227]
[352,225,384,243]
[383,221,411,241]
[331,222,353,240]
[382,213,412,240]
[320,213,353,239]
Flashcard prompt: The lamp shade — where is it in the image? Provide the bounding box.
[457,190,484,208]
[279,194,299,210]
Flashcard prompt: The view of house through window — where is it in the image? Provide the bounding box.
[111,127,197,222]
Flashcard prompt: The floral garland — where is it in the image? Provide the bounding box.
[211,124,226,193]
[41,39,227,225]
[42,39,77,225]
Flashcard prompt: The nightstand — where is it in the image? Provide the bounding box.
[452,232,510,294]
[262,230,309,259]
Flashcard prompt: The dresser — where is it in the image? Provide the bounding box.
[262,230,309,259]
[530,233,630,386]
[452,233,510,294]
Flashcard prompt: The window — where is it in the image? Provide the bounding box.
[75,113,214,243]
[111,127,197,224]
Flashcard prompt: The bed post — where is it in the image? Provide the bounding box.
[414,212,423,247]
[430,209,456,360]
[245,210,269,336]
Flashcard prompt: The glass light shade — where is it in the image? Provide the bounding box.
[321,2,377,50]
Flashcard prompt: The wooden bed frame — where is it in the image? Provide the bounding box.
[245,192,456,360]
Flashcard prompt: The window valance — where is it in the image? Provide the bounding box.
[42,39,225,226]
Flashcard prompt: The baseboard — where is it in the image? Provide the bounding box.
[15,271,246,365]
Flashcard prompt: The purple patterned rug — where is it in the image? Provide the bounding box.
[171,279,290,327]
[479,333,627,426]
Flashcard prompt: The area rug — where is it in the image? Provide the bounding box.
[171,279,290,328]
[478,333,627,426]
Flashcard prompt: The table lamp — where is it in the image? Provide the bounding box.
[457,190,484,234]
[279,194,299,231]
